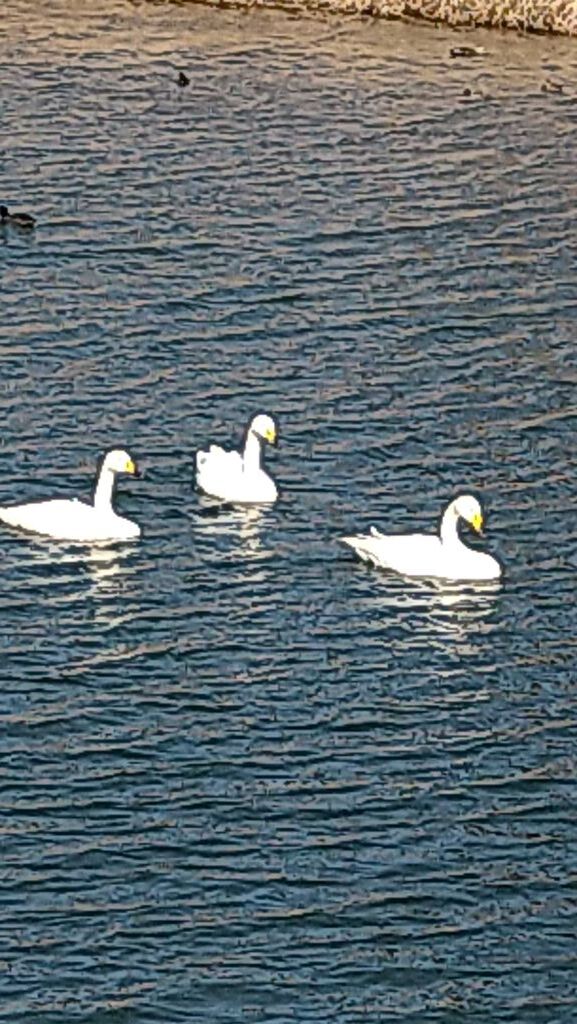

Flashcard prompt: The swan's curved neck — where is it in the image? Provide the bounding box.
[242,430,262,474]
[440,502,463,548]
[93,465,117,510]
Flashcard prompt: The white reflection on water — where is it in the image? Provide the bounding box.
[423,579,502,654]
[20,536,141,619]
[356,571,502,656]
[194,498,273,561]
[83,541,138,592]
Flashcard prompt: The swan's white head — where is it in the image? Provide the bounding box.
[249,414,277,445]
[102,449,139,476]
[453,494,484,533]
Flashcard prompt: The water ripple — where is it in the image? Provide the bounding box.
[0,1,576,1022]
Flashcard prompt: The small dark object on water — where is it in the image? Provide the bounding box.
[450,46,486,58]
[197,501,235,518]
[461,86,488,101]
[177,71,190,88]
[0,204,36,228]
[541,79,564,94]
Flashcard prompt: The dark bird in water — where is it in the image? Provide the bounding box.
[450,46,486,59]
[177,71,190,88]
[461,86,489,101]
[0,204,36,228]
[541,79,564,94]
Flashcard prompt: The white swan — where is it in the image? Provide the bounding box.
[196,414,278,504]
[0,449,141,542]
[342,494,502,582]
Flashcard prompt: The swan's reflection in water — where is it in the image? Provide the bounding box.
[83,542,138,592]
[21,538,142,627]
[194,498,273,562]
[357,571,502,656]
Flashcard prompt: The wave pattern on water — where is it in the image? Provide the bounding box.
[0,2,576,1022]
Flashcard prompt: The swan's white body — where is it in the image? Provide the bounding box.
[342,495,501,582]
[0,449,141,542]
[196,414,278,504]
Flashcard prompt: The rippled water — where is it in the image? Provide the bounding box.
[1,2,576,1021]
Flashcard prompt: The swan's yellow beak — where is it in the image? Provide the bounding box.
[125,457,137,475]
[470,512,483,534]
[265,425,277,444]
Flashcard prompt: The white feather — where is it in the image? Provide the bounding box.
[342,495,501,582]
[0,449,141,542]
[196,414,278,504]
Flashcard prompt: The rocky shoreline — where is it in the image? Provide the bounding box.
[208,0,577,36]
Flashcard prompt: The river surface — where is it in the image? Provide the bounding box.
[1,2,576,1021]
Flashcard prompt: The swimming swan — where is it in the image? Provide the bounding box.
[196,414,278,504]
[0,449,141,542]
[342,494,501,581]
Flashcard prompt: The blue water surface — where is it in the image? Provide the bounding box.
[0,2,576,1021]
